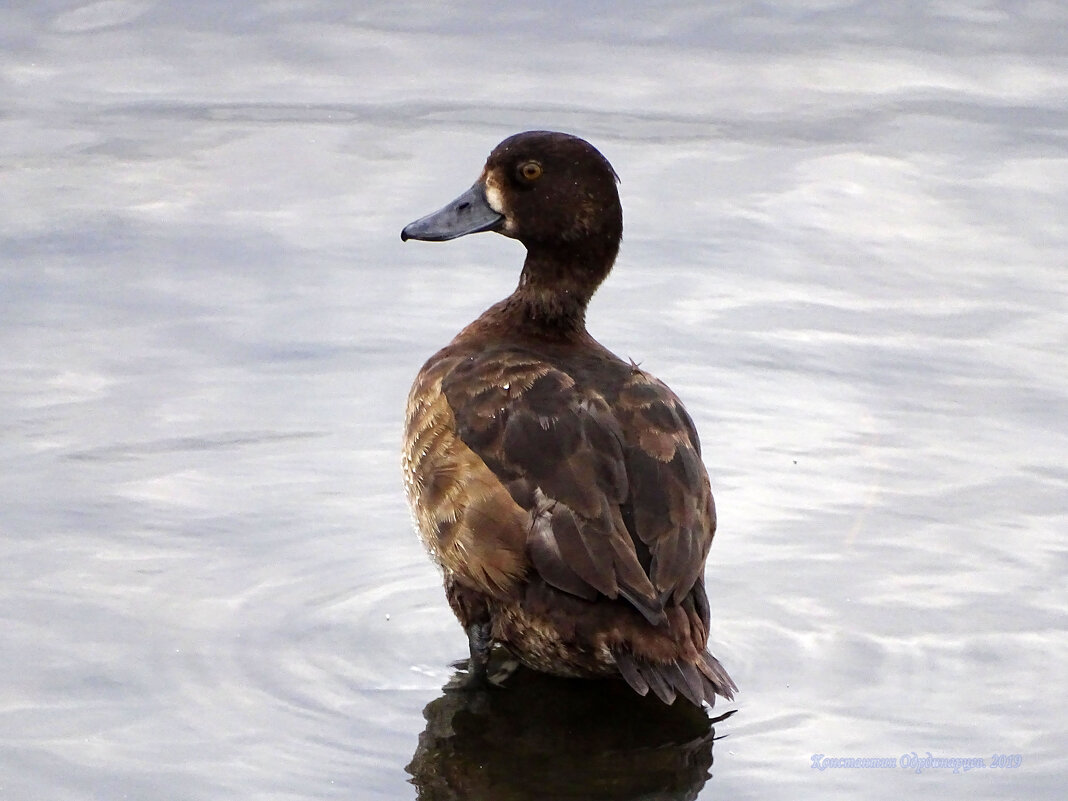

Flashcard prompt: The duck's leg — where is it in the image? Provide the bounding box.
[445,575,495,686]
[464,621,493,686]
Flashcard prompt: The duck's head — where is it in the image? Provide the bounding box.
[402,131,622,266]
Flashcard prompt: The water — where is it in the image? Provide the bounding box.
[2,2,1065,799]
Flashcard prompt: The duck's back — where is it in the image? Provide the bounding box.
[404,329,734,705]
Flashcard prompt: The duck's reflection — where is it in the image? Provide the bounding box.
[407,657,733,800]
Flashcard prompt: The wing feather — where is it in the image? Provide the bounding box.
[438,348,713,621]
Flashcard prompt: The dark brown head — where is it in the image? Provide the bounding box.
[402,132,624,318]
[480,131,622,255]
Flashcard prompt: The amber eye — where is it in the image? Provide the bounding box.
[517,161,543,182]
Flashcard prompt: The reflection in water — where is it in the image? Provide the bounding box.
[407,656,733,800]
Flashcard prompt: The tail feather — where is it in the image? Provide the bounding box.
[697,651,737,701]
[614,650,650,697]
[614,648,736,707]
[641,661,676,705]
[674,660,707,707]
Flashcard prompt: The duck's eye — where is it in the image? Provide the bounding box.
[518,161,543,182]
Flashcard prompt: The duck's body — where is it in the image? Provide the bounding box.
[401,131,735,706]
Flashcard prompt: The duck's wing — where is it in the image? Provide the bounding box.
[612,368,716,606]
[438,351,714,624]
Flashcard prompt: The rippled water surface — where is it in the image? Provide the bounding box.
[2,2,1066,799]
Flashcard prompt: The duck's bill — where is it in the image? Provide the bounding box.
[401,183,504,242]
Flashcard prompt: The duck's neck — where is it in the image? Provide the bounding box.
[502,243,617,339]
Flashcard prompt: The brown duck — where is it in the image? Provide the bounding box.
[400,131,736,707]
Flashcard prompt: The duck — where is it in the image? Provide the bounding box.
[400,131,736,707]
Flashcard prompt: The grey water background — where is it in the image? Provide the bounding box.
[2,2,1066,798]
